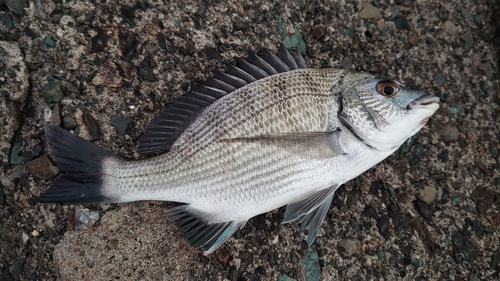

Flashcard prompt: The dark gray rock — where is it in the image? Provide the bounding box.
[463,27,474,50]
[4,0,28,15]
[0,14,13,30]
[433,73,445,86]
[337,238,362,259]
[110,116,131,136]
[394,16,410,30]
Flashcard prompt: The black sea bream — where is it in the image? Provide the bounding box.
[39,46,439,254]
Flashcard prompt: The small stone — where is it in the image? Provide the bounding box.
[341,58,353,70]
[436,122,460,143]
[204,46,222,61]
[346,25,355,39]
[0,13,14,30]
[42,76,63,103]
[394,16,410,30]
[480,62,493,80]
[312,25,326,40]
[31,230,39,237]
[433,73,445,86]
[22,232,29,243]
[414,199,433,220]
[233,21,250,32]
[278,274,297,281]
[437,149,448,161]
[377,215,390,235]
[216,244,232,267]
[388,6,398,20]
[337,238,362,259]
[34,0,47,20]
[110,116,131,136]
[76,208,100,231]
[63,115,77,129]
[195,4,206,17]
[92,60,123,88]
[292,0,306,10]
[44,37,56,48]
[320,44,332,53]
[4,0,28,15]
[412,219,437,254]
[463,27,474,51]
[90,33,109,53]
[444,21,459,37]
[25,154,59,180]
[418,186,438,204]
[301,250,321,281]
[9,137,22,165]
[138,57,156,81]
[471,186,494,214]
[359,4,381,19]
[408,33,419,45]
[74,106,101,141]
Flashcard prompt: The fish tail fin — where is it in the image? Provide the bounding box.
[38,123,120,204]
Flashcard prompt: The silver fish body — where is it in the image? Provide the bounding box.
[40,47,439,254]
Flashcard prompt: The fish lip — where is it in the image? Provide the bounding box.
[408,95,440,109]
[415,95,440,105]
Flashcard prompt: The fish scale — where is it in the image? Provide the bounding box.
[39,45,439,254]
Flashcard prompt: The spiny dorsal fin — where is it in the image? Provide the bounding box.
[137,45,309,155]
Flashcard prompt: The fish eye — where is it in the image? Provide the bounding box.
[376,81,399,97]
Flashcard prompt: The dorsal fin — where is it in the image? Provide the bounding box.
[137,46,309,155]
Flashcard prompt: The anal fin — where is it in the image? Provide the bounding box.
[283,185,339,246]
[167,205,246,255]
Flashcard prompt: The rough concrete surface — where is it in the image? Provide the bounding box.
[1,0,499,280]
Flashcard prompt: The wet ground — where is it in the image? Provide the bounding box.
[1,0,499,280]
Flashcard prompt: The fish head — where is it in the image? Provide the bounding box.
[339,74,440,151]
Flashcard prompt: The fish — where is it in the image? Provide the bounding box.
[38,45,440,255]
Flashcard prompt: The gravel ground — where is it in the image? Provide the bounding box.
[1,0,499,280]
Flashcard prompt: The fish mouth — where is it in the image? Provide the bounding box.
[415,95,440,106]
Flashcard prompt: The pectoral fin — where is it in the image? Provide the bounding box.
[226,129,347,159]
[283,185,339,245]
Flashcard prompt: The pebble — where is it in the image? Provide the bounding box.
[4,0,28,15]
[74,106,101,141]
[408,33,419,45]
[42,76,63,103]
[433,73,446,86]
[480,62,493,80]
[138,57,156,81]
[195,4,206,17]
[278,17,306,53]
[44,37,56,48]
[63,115,77,129]
[0,14,14,30]
[471,186,494,213]
[110,116,131,136]
[311,25,326,40]
[444,21,459,37]
[337,238,362,259]
[292,0,306,10]
[412,219,437,254]
[92,60,123,88]
[463,27,474,50]
[341,58,353,70]
[436,122,460,143]
[301,250,321,281]
[414,199,433,220]
[376,215,389,235]
[359,4,381,19]
[75,208,100,231]
[418,186,438,204]
[25,154,59,180]
[394,16,410,30]
[278,274,297,281]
